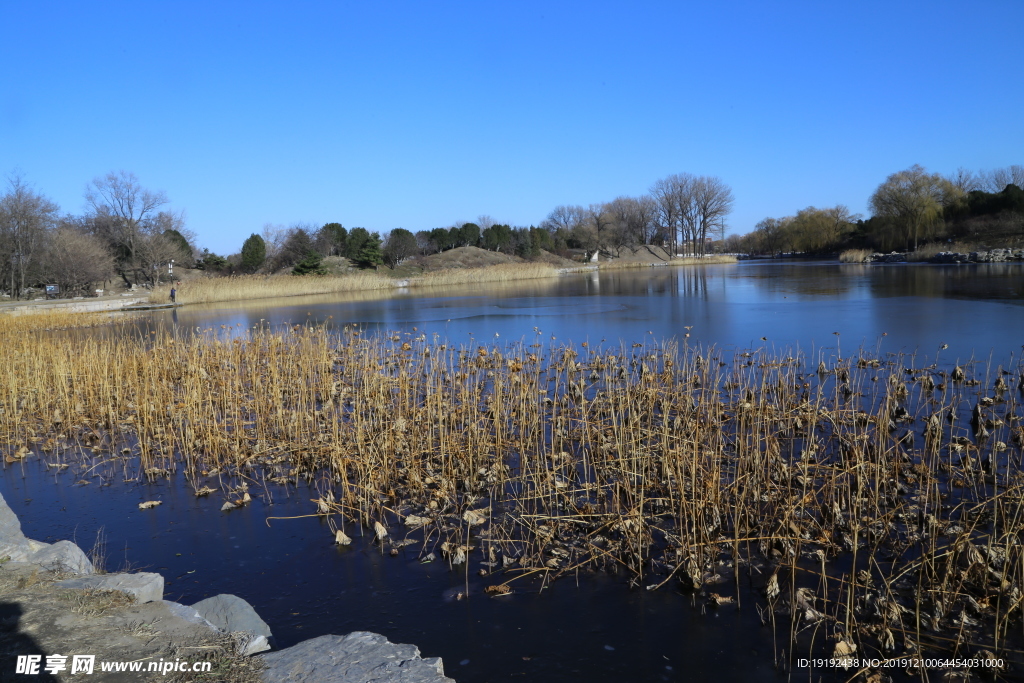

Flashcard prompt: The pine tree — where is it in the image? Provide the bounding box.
[240,233,266,273]
[291,251,327,276]
[356,239,383,269]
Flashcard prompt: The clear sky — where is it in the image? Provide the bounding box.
[2,1,1021,255]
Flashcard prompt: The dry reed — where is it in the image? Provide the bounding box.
[0,309,119,331]
[2,317,1022,675]
[838,249,872,263]
[149,272,394,305]
[672,254,738,265]
[907,241,980,262]
[411,263,558,286]
[597,254,738,270]
[149,264,560,306]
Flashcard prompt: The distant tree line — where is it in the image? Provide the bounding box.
[227,223,386,276]
[0,171,194,299]
[2,169,737,295]
[725,164,1023,256]
[212,171,737,276]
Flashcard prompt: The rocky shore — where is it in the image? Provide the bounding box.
[0,493,454,682]
[865,247,1024,263]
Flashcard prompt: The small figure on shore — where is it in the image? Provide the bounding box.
[170,287,176,304]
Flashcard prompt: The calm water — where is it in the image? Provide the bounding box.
[160,261,1024,364]
[5,261,1023,682]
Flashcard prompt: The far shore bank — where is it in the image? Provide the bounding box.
[147,256,738,307]
[0,254,730,314]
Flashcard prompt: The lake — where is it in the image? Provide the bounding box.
[160,261,1023,363]
[5,260,1023,682]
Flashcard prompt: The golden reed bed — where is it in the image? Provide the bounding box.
[2,317,1022,671]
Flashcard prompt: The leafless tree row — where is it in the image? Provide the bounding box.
[540,173,734,257]
[0,171,194,298]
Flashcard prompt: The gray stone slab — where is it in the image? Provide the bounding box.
[2,493,92,574]
[0,491,31,561]
[56,571,164,603]
[27,540,94,574]
[260,632,454,683]
[192,593,272,638]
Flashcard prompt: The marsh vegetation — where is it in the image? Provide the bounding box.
[2,310,1023,678]
[147,263,562,306]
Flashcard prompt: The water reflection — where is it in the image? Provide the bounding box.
[21,260,1024,683]
[868,262,1024,301]
[136,261,1024,361]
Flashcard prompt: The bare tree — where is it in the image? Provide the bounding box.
[688,176,734,256]
[0,174,60,298]
[476,215,496,233]
[542,205,587,234]
[822,205,860,247]
[41,227,116,296]
[260,223,289,262]
[583,203,619,255]
[650,173,732,256]
[606,196,658,246]
[650,174,694,255]
[982,165,1024,192]
[85,171,177,285]
[947,167,981,193]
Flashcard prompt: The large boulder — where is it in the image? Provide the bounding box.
[1,492,93,574]
[0,491,30,561]
[26,540,94,574]
[56,572,164,603]
[192,594,272,656]
[192,594,272,637]
[260,632,454,683]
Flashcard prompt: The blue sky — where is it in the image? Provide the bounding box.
[2,1,1021,255]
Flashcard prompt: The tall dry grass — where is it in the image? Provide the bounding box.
[594,254,738,270]
[2,319,1021,670]
[906,241,979,261]
[150,272,394,305]
[672,254,737,265]
[150,264,560,305]
[411,262,558,286]
[838,249,871,263]
[0,309,118,331]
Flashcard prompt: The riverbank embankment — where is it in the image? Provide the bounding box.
[1,249,737,314]
[0,492,454,682]
[842,247,1024,263]
[0,295,150,316]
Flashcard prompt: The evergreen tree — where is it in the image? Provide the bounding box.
[240,233,266,273]
[162,229,193,263]
[345,227,373,260]
[197,249,228,271]
[291,251,327,275]
[355,235,384,269]
[481,224,513,251]
[459,222,481,247]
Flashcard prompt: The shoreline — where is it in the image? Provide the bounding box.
[0,256,737,316]
[0,491,455,682]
